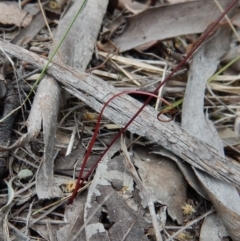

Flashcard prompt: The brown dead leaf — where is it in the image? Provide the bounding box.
[151,147,209,200]
[133,146,187,224]
[0,2,32,28]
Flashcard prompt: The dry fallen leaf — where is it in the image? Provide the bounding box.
[35,76,62,199]
[0,2,32,28]
[85,142,151,241]
[133,146,187,224]
[112,0,236,52]
[200,213,228,241]
[57,194,87,241]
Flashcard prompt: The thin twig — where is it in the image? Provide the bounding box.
[165,209,215,241]
[38,0,63,61]
[213,0,240,42]
[155,62,168,110]
[121,136,163,241]
[72,191,114,241]
[86,52,115,73]
[120,208,141,241]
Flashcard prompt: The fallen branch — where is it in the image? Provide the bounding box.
[0,39,240,189]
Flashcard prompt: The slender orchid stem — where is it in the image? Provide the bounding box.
[68,0,237,204]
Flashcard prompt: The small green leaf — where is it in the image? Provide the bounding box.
[17,169,33,180]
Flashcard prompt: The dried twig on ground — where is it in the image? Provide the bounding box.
[0,39,240,190]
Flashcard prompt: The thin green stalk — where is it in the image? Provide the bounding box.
[160,54,240,112]
[208,54,240,83]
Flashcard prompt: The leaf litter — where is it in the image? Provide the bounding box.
[0,0,240,240]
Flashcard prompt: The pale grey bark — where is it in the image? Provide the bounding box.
[0,39,240,190]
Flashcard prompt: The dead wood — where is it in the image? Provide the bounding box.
[182,24,240,240]
[0,39,240,190]
[0,83,19,177]
[26,0,108,199]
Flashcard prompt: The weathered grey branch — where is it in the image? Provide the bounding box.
[0,39,239,188]
[0,83,19,177]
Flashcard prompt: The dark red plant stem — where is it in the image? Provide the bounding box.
[68,0,237,205]
[68,91,164,204]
